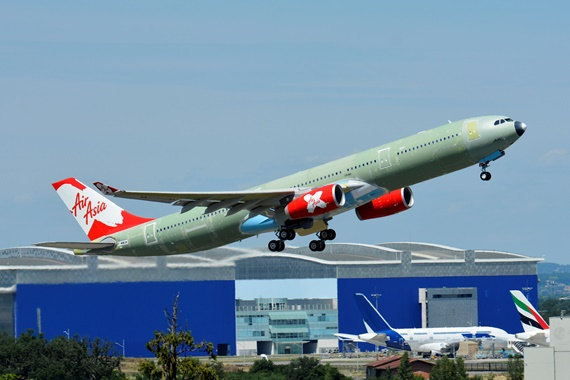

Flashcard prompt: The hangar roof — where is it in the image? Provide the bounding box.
[0,242,540,269]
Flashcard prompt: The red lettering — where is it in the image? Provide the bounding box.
[70,192,106,226]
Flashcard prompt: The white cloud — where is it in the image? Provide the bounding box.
[540,149,570,165]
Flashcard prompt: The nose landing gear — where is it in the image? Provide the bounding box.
[479,166,492,181]
[478,150,505,181]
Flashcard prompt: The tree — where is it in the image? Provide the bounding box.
[178,357,218,380]
[507,355,524,380]
[454,356,468,380]
[397,352,414,380]
[280,357,348,380]
[136,360,162,380]
[378,367,393,379]
[145,293,215,380]
[429,356,457,380]
[0,330,124,380]
[248,358,276,373]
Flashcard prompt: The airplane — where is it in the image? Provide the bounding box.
[38,115,526,256]
[510,290,550,346]
[335,293,520,356]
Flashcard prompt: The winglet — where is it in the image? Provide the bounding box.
[93,181,120,195]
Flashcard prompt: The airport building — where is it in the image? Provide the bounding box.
[0,242,540,356]
[235,297,338,355]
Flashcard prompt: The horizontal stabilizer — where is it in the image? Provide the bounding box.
[334,333,366,343]
[36,241,115,251]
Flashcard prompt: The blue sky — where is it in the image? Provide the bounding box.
[1,0,569,274]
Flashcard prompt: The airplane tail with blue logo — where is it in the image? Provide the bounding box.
[354,293,394,333]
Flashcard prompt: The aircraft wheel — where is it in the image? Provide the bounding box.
[277,240,285,252]
[318,240,326,251]
[328,229,336,240]
[268,240,280,252]
[319,229,336,241]
[287,229,296,240]
[309,240,321,252]
[480,171,492,181]
[278,229,289,240]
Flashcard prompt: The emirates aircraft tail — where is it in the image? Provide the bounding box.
[51,177,153,241]
[510,290,550,346]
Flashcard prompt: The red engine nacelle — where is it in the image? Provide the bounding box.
[285,184,345,220]
[355,187,414,220]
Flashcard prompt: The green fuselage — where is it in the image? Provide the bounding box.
[106,115,522,256]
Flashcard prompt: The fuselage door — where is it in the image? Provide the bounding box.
[144,223,158,245]
[377,148,392,169]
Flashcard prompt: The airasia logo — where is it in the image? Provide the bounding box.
[304,191,327,213]
[71,192,107,226]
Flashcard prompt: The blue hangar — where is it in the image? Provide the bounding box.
[0,242,540,356]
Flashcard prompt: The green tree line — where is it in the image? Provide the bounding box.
[0,330,125,380]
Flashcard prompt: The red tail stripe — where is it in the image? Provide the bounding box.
[53,178,86,191]
[528,307,549,330]
[87,211,154,241]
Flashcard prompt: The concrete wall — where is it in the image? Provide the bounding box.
[525,317,570,380]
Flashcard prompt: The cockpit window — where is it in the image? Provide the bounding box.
[494,117,513,126]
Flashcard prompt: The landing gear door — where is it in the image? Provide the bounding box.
[377,148,392,169]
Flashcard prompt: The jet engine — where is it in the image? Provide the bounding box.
[355,187,414,220]
[417,342,457,356]
[285,184,345,220]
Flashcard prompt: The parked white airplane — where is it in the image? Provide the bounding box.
[336,293,519,355]
[510,290,550,346]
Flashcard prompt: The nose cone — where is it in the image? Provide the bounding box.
[515,121,527,136]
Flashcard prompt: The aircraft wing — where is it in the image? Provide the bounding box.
[94,180,381,216]
[94,181,296,215]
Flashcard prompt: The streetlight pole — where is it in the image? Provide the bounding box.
[522,287,533,300]
[371,293,382,310]
[63,329,70,340]
[115,339,125,358]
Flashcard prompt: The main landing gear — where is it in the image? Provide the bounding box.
[309,229,337,252]
[268,228,296,252]
[267,228,337,252]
